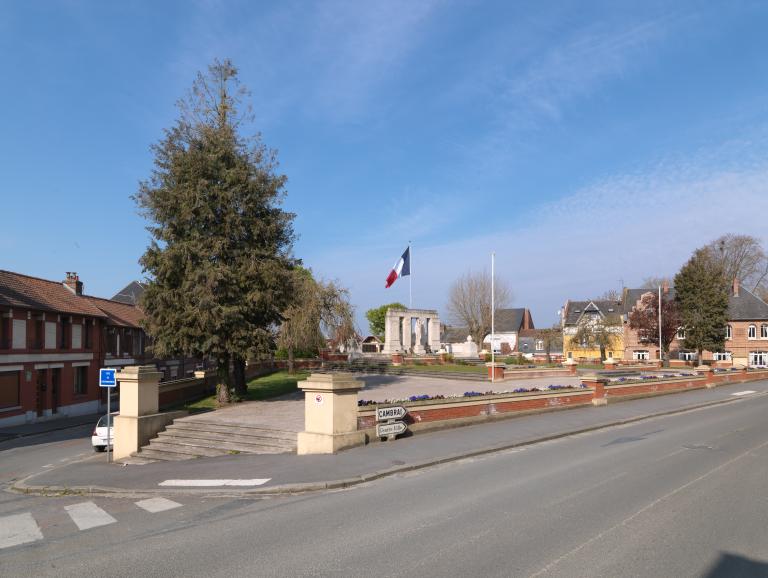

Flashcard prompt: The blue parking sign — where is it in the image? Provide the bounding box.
[99,368,117,388]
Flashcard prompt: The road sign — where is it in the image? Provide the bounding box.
[376,406,407,422]
[99,368,116,388]
[376,421,407,437]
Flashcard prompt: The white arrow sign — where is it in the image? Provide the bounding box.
[376,421,407,437]
[376,406,407,422]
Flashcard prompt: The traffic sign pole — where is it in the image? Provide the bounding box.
[106,386,111,463]
[99,368,117,464]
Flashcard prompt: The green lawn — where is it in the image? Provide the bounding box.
[178,370,310,413]
[402,363,486,374]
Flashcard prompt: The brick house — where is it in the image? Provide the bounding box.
[0,270,150,427]
[621,278,768,367]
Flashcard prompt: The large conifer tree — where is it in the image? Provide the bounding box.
[134,60,296,402]
[674,248,729,361]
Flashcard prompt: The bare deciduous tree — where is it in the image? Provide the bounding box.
[705,234,768,293]
[446,270,512,346]
[641,276,672,290]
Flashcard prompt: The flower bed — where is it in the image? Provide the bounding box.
[358,384,586,406]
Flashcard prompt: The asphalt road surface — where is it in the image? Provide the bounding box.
[3,391,768,577]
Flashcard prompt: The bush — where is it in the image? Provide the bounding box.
[274,347,319,360]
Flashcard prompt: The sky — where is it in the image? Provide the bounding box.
[2,0,768,332]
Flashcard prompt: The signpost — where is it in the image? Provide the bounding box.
[99,368,117,463]
[375,406,408,440]
[376,421,407,437]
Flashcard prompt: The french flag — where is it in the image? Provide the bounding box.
[385,246,410,288]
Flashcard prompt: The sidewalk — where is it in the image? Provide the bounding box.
[0,412,101,442]
[14,379,768,498]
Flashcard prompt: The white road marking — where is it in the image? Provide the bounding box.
[43,464,54,468]
[135,497,182,513]
[159,478,271,487]
[64,501,117,530]
[0,513,44,549]
[732,390,757,396]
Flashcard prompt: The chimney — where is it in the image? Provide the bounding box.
[662,280,669,295]
[63,272,83,296]
[733,277,740,297]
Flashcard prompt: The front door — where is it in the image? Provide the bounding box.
[51,368,61,414]
[36,369,47,417]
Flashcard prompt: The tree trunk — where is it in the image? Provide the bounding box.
[287,345,295,375]
[599,344,606,362]
[216,357,232,404]
[233,356,247,396]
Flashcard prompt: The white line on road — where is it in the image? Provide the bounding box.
[0,513,44,549]
[135,497,182,513]
[732,390,757,396]
[64,501,117,531]
[159,478,271,487]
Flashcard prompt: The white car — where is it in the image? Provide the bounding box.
[91,413,117,452]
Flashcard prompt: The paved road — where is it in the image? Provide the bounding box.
[3,389,768,576]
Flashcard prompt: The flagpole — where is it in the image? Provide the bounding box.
[491,251,495,383]
[409,240,412,309]
[658,284,663,366]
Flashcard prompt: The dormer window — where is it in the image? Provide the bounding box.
[748,325,757,339]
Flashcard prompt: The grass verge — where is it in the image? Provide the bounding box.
[175,370,310,413]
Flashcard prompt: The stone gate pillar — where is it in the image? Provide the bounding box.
[297,373,366,454]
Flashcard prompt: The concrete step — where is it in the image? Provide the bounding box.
[137,447,198,461]
[168,421,298,441]
[144,440,232,458]
[156,431,294,453]
[160,426,296,447]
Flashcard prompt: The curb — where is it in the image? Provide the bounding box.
[11,391,756,500]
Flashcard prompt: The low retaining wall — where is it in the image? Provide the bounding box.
[358,389,593,434]
[158,375,215,409]
[356,369,768,439]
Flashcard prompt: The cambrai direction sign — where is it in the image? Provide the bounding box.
[376,421,407,437]
[376,406,407,422]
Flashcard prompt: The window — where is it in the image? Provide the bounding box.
[633,350,649,360]
[748,325,757,339]
[60,317,69,349]
[679,351,698,361]
[535,339,544,351]
[567,351,573,359]
[714,352,731,361]
[33,318,44,349]
[749,351,768,367]
[12,319,26,349]
[676,327,686,340]
[0,316,9,349]
[726,325,732,340]
[71,324,82,349]
[74,366,88,395]
[762,324,768,339]
[45,321,56,349]
[0,370,20,408]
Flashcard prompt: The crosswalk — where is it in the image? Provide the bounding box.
[0,497,182,550]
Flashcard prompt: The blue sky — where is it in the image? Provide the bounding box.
[3,1,768,331]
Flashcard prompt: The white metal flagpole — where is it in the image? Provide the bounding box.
[491,252,495,383]
[658,285,663,366]
[409,241,412,309]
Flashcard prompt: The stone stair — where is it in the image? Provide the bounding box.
[134,418,298,461]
